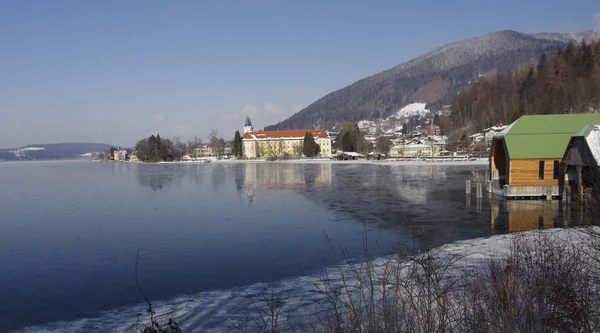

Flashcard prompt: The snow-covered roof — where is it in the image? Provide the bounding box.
[588,125,600,164]
[468,133,484,139]
[335,152,364,157]
[573,122,600,165]
[392,143,436,149]
[243,129,330,140]
[496,121,516,137]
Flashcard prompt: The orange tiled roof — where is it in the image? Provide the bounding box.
[242,129,329,140]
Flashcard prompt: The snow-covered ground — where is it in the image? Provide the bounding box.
[395,102,430,118]
[24,227,596,333]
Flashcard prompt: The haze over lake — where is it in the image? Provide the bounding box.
[0,160,587,332]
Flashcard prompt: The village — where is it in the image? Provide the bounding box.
[107,108,600,207]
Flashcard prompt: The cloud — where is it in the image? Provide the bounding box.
[219,103,304,126]
[150,113,168,121]
[595,12,600,28]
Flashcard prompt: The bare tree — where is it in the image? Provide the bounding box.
[209,129,225,157]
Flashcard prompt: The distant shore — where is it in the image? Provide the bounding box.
[150,157,490,167]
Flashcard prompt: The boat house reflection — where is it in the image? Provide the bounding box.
[491,200,564,232]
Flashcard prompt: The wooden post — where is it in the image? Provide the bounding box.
[476,182,483,198]
[466,180,471,195]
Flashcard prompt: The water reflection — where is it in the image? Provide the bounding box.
[129,162,596,237]
[243,163,333,203]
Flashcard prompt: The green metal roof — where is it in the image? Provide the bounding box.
[502,114,600,159]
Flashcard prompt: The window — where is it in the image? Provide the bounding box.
[553,160,559,179]
[538,161,545,180]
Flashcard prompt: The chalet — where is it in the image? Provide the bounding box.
[483,125,508,147]
[561,122,600,202]
[490,114,600,200]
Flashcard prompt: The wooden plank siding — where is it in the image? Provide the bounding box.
[564,137,598,167]
[509,158,561,186]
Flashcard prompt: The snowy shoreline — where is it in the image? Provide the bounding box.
[24,226,594,333]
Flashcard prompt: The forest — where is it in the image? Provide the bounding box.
[446,42,600,135]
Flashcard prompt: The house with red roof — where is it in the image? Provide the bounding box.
[241,116,332,158]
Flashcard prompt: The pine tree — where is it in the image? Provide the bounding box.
[342,131,354,152]
[233,130,243,158]
[303,133,316,157]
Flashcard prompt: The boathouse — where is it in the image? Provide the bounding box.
[490,114,600,199]
[561,122,600,203]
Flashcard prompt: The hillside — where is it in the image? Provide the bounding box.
[447,41,600,136]
[265,30,600,131]
[0,143,115,160]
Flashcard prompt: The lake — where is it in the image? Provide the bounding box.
[0,160,589,332]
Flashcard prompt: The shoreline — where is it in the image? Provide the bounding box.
[152,157,490,167]
[24,226,594,333]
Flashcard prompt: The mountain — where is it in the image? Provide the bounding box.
[265,30,600,131]
[0,142,115,160]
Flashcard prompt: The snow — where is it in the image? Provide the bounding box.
[586,124,600,165]
[395,102,430,118]
[24,227,598,333]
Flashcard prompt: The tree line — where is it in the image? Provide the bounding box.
[445,41,600,137]
[132,131,227,162]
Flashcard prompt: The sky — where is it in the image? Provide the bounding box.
[1,0,599,148]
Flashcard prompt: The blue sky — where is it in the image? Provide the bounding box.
[1,0,599,148]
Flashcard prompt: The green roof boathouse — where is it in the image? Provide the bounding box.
[489,114,600,200]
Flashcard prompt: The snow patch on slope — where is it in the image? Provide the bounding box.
[396,103,430,118]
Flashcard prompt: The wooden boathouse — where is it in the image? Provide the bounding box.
[561,122,600,203]
[489,114,600,200]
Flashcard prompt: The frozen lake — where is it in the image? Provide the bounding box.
[0,160,589,332]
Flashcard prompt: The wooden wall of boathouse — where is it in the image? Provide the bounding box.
[509,158,561,186]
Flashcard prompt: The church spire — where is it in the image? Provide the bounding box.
[243,115,254,134]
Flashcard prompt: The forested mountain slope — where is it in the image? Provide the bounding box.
[448,41,600,135]
[266,30,600,131]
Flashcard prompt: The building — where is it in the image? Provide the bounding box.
[242,128,332,158]
[389,143,440,158]
[468,133,485,145]
[483,125,508,147]
[561,122,600,202]
[490,114,600,199]
[427,125,441,136]
[113,149,128,161]
[333,152,365,160]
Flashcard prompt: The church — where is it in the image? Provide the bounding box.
[241,116,333,158]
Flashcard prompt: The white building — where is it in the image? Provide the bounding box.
[113,149,128,161]
[242,129,332,158]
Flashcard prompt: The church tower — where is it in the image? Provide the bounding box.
[243,115,254,134]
